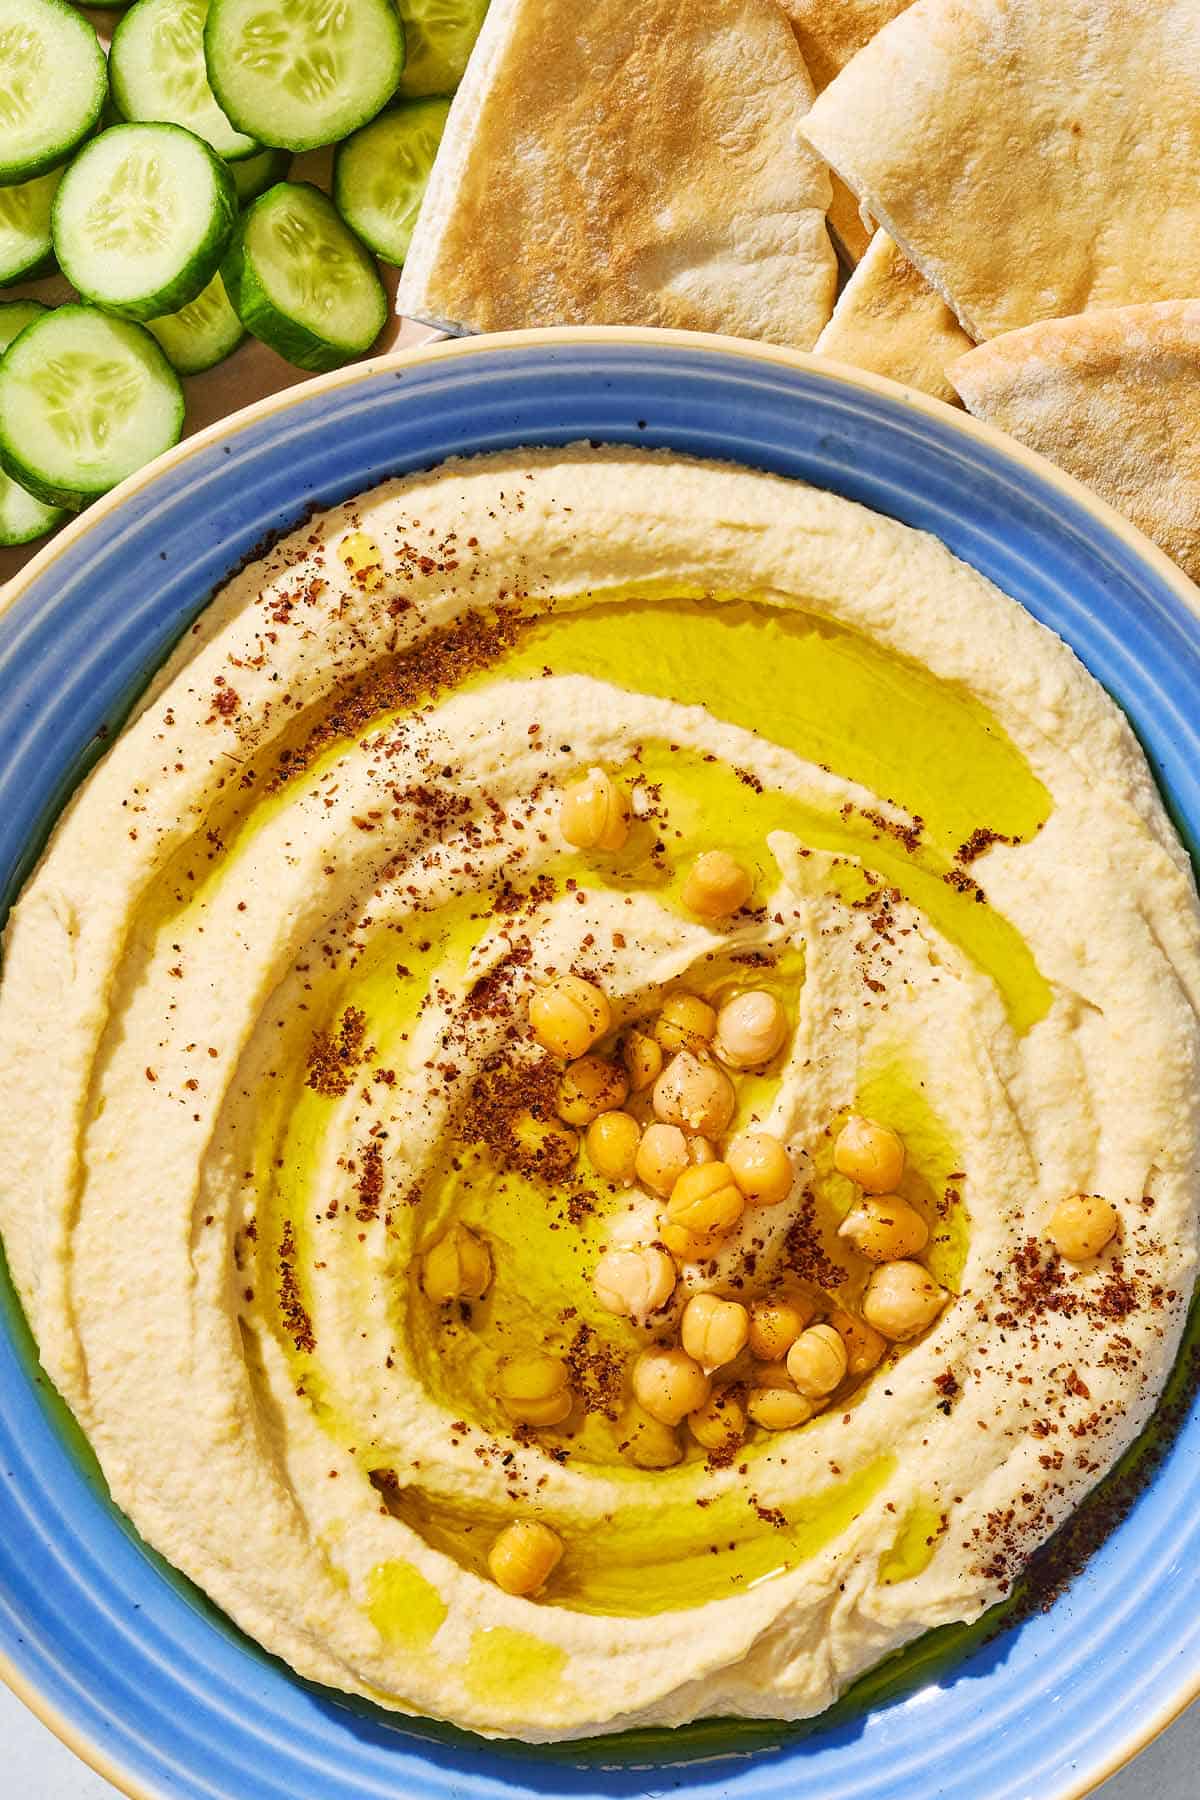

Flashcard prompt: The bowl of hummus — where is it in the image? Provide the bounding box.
[1,328,1199,1800]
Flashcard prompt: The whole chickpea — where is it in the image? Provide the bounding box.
[652,1051,735,1137]
[681,851,753,920]
[619,1402,683,1469]
[559,767,629,852]
[861,1262,949,1342]
[688,1388,747,1453]
[623,1029,663,1093]
[713,991,787,1069]
[1047,1193,1119,1263]
[593,1245,676,1323]
[498,1353,572,1427]
[654,993,717,1056]
[680,1292,750,1370]
[666,1162,745,1239]
[585,1110,641,1184]
[827,1306,888,1377]
[786,1323,849,1397]
[726,1131,794,1206]
[838,1196,929,1262]
[635,1121,691,1197]
[833,1115,906,1194]
[529,975,611,1060]
[420,1222,493,1304]
[632,1346,711,1425]
[488,1520,563,1596]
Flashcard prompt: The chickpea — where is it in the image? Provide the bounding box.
[688,1388,747,1453]
[680,1292,750,1370]
[585,1110,640,1184]
[652,1051,736,1137]
[660,1219,722,1263]
[681,850,753,920]
[861,1261,949,1341]
[726,1131,794,1207]
[420,1222,493,1304]
[498,1353,572,1427]
[488,1520,563,1596]
[827,1306,888,1377]
[688,1135,718,1166]
[838,1196,929,1262]
[748,1294,814,1361]
[556,1054,629,1126]
[666,1162,745,1239]
[833,1114,905,1194]
[623,1029,663,1092]
[747,1372,816,1431]
[632,1346,711,1425]
[713,991,787,1070]
[619,1402,683,1469]
[786,1323,849,1397]
[512,1108,579,1173]
[559,766,629,852]
[528,974,611,1059]
[1048,1193,1119,1263]
[593,1245,676,1323]
[654,993,717,1056]
[635,1121,691,1197]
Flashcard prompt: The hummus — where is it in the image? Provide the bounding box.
[0,446,1197,1741]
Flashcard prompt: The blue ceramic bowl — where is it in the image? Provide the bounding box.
[2,328,1200,1800]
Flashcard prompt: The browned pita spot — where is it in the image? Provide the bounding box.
[802,0,1200,340]
[397,0,837,348]
[816,230,974,404]
[950,301,1200,583]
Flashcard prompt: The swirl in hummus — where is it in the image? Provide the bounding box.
[0,447,1197,1741]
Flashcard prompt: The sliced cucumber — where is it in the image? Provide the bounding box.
[222,181,386,372]
[146,271,245,374]
[52,123,237,322]
[231,145,290,205]
[0,166,62,283]
[0,300,66,544]
[333,97,448,266]
[0,0,108,185]
[396,0,488,98]
[111,0,260,162]
[0,305,184,510]
[204,0,405,152]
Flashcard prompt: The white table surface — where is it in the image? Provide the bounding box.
[2,1675,1197,1798]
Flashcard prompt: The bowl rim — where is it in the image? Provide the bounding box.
[1,322,1197,1800]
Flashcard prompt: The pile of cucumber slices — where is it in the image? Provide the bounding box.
[0,0,480,546]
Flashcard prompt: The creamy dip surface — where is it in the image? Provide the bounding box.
[0,447,1197,1741]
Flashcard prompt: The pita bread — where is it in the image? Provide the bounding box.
[779,0,912,264]
[950,301,1200,583]
[802,0,1200,341]
[815,230,973,404]
[397,0,837,348]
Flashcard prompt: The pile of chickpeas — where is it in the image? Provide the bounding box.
[419,768,968,1600]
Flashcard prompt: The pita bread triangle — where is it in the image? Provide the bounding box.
[802,0,1200,340]
[779,0,913,263]
[816,230,973,403]
[950,302,1200,584]
[397,0,837,348]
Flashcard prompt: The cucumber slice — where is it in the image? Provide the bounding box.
[395,0,488,98]
[52,122,237,322]
[204,0,405,152]
[146,271,245,374]
[231,145,290,205]
[333,97,448,266]
[0,0,108,185]
[0,304,184,509]
[0,300,65,543]
[111,0,260,162]
[221,181,385,372]
[0,166,62,283]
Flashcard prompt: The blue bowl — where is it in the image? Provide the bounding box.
[2,328,1199,1800]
